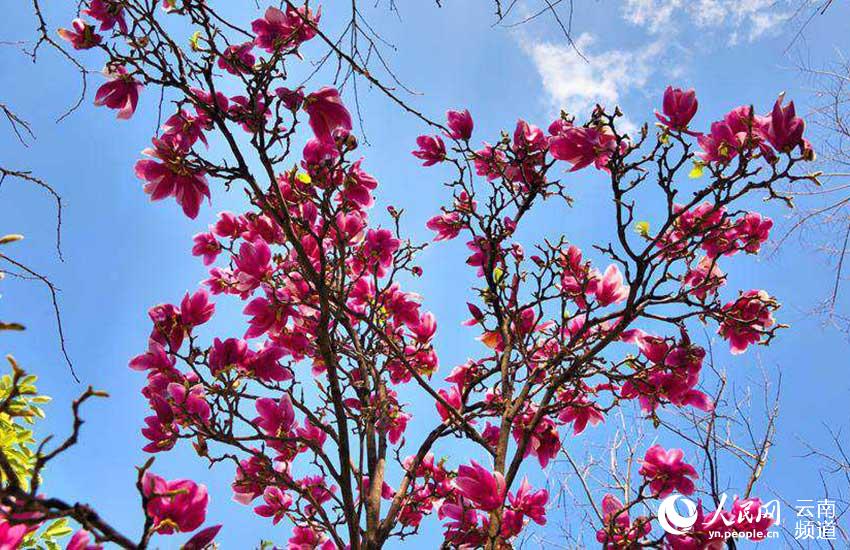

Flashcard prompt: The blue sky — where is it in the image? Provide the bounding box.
[1,1,849,547]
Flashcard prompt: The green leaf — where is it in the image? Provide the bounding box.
[634,221,650,238]
[43,519,72,539]
[688,161,705,179]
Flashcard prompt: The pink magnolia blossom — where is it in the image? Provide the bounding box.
[718,290,776,354]
[142,473,209,534]
[589,264,630,307]
[357,228,400,277]
[512,406,560,468]
[288,525,332,550]
[192,232,221,266]
[512,120,547,154]
[342,160,378,208]
[254,395,296,438]
[412,135,446,166]
[446,109,474,140]
[596,494,651,549]
[244,343,292,382]
[129,341,175,372]
[182,525,223,550]
[303,87,352,143]
[234,239,273,292]
[734,212,772,254]
[638,445,698,497]
[656,86,699,132]
[167,382,211,424]
[276,86,305,111]
[67,529,102,550]
[473,143,507,180]
[58,19,101,49]
[436,385,463,423]
[509,478,548,525]
[0,521,27,549]
[683,257,725,301]
[297,419,328,450]
[254,486,293,524]
[135,134,209,219]
[228,94,270,133]
[83,0,127,33]
[454,460,506,511]
[180,289,215,328]
[162,110,208,148]
[141,397,177,453]
[557,389,605,434]
[766,95,805,152]
[408,312,437,344]
[251,6,320,52]
[697,120,739,163]
[208,337,248,375]
[426,212,462,241]
[94,66,142,120]
[218,42,256,75]
[212,211,245,239]
[148,303,185,351]
[549,126,617,171]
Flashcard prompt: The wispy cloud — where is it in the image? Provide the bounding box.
[520,33,664,130]
[623,0,792,43]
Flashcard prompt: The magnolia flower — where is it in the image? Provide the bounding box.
[509,478,549,525]
[83,0,127,33]
[254,487,293,524]
[426,212,462,241]
[454,460,506,511]
[254,395,295,437]
[180,289,215,328]
[734,212,773,254]
[718,290,775,354]
[766,95,805,152]
[589,265,630,307]
[234,239,272,292]
[251,6,319,52]
[208,337,248,375]
[412,135,446,166]
[656,86,699,132]
[94,66,143,120]
[192,232,221,266]
[218,43,255,75]
[638,445,698,497]
[697,120,739,163]
[67,529,103,550]
[446,109,474,140]
[142,473,209,534]
[182,525,223,550]
[58,19,101,49]
[303,87,352,143]
[135,134,209,219]
[0,521,27,549]
[167,383,211,424]
[549,127,617,171]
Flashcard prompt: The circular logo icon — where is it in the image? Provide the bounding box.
[657,494,699,535]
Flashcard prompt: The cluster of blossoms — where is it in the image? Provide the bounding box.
[0,473,218,549]
[409,85,808,546]
[50,0,814,547]
[596,446,773,548]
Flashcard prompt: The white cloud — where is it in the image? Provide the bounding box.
[622,0,682,33]
[623,0,792,43]
[520,33,663,130]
